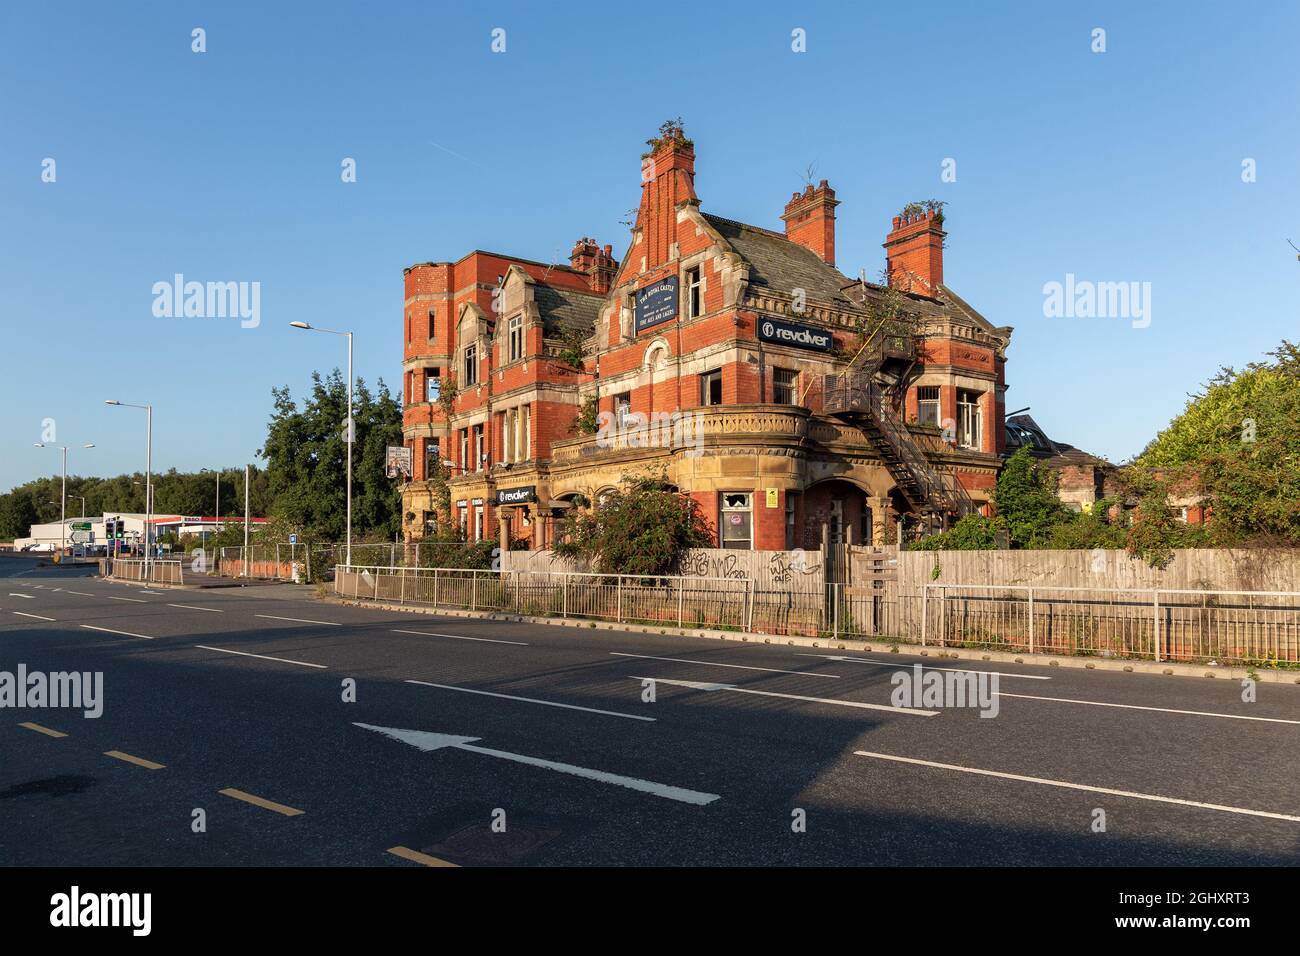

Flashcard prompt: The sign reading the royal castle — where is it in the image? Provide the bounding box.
[635,276,678,333]
[757,317,834,352]
[496,486,536,505]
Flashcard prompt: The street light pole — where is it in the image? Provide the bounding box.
[106,400,152,575]
[289,322,354,566]
[34,442,93,559]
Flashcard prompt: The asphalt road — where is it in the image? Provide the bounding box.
[1,556,1297,866]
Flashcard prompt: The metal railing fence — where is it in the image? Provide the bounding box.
[335,565,828,635]
[915,584,1300,665]
[105,557,184,586]
[336,566,1300,666]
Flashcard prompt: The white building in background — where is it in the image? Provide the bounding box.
[12,514,269,552]
[13,517,107,552]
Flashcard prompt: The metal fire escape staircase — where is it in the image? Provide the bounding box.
[822,324,975,528]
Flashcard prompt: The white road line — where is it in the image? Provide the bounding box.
[7,593,34,600]
[66,591,95,597]
[406,680,654,721]
[255,614,341,627]
[800,654,1052,680]
[854,750,1300,823]
[610,652,840,678]
[107,596,147,603]
[168,603,224,613]
[995,691,1300,725]
[631,676,939,716]
[13,611,56,622]
[195,645,327,669]
[138,590,163,595]
[80,624,154,640]
[356,723,715,805]
[392,628,527,646]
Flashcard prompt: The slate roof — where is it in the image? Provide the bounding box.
[534,284,603,338]
[702,213,856,307]
[701,212,1007,343]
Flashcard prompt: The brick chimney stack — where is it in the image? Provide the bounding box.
[570,237,599,273]
[637,126,698,269]
[569,237,618,295]
[884,207,946,295]
[781,180,839,265]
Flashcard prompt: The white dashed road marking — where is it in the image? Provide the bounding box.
[406,679,653,721]
[611,651,840,678]
[195,645,327,669]
[854,750,1300,822]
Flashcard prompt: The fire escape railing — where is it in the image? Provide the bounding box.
[823,367,976,520]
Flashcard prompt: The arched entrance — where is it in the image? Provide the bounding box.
[801,478,876,549]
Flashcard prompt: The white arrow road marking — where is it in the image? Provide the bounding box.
[195,645,327,669]
[13,611,56,621]
[801,654,1052,680]
[392,628,526,646]
[354,722,719,806]
[255,614,340,627]
[8,593,34,600]
[80,624,154,640]
[406,680,653,721]
[631,676,939,715]
[995,691,1300,725]
[610,652,840,678]
[854,751,1300,822]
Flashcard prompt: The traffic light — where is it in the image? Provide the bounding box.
[105,518,116,539]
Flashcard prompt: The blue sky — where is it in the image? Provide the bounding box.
[2,1,1297,493]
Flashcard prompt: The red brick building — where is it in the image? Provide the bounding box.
[401,126,1012,551]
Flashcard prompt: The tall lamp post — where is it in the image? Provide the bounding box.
[34,442,94,558]
[289,321,354,566]
[106,400,152,574]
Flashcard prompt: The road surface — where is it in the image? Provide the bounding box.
[1,556,1297,866]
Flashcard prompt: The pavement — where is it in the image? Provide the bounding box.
[1,555,1297,867]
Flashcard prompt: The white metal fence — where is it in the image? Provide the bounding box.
[106,557,184,586]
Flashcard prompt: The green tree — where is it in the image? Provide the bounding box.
[551,474,713,575]
[0,491,39,540]
[259,370,403,542]
[991,446,1072,548]
[908,513,1000,551]
[1137,340,1300,546]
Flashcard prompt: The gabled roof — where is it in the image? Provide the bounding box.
[701,212,1009,348]
[701,213,855,307]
